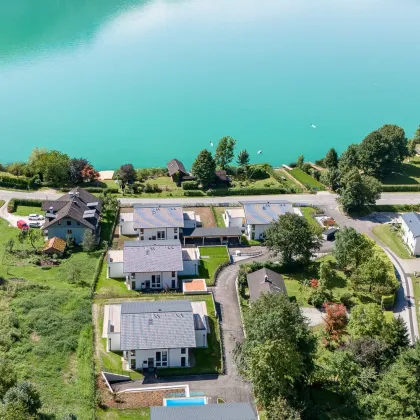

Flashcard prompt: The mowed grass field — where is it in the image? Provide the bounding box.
[15,204,43,216]
[198,246,230,285]
[290,168,325,190]
[382,159,420,185]
[372,224,413,259]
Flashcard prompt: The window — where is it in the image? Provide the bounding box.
[174,235,178,240]
[157,231,165,239]
[151,236,156,240]
[140,236,144,240]
[131,359,136,369]
[174,228,178,233]
[131,281,136,289]
[67,229,72,235]
[181,357,186,367]
[181,348,186,354]
[171,279,176,288]
[130,350,136,357]
[140,229,144,234]
[156,352,161,362]
[67,220,71,226]
[162,351,167,362]
[172,271,176,277]
[131,273,135,279]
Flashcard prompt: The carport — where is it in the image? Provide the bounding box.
[182,227,242,246]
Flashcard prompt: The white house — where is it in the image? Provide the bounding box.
[123,240,183,290]
[119,211,136,236]
[223,208,245,231]
[105,300,208,370]
[241,200,294,240]
[107,241,199,280]
[401,212,420,256]
[133,204,184,241]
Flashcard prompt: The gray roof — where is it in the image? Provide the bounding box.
[247,268,287,302]
[166,159,189,176]
[133,205,184,229]
[183,227,242,237]
[42,187,102,230]
[241,200,292,225]
[150,403,257,420]
[401,212,420,238]
[123,240,183,273]
[120,300,196,350]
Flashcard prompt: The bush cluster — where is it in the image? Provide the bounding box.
[381,184,420,192]
[182,181,199,190]
[183,190,205,197]
[0,175,40,190]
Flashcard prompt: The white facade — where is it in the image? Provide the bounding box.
[246,224,269,241]
[107,250,125,278]
[125,347,189,369]
[180,248,200,276]
[137,227,180,241]
[120,212,136,236]
[126,271,179,290]
[401,219,420,255]
[223,208,245,231]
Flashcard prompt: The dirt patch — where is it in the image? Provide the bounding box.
[31,332,40,342]
[63,353,77,385]
[185,207,216,227]
[97,375,185,409]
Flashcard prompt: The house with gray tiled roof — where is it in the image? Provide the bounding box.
[241,200,295,240]
[111,240,184,291]
[401,212,420,256]
[132,204,184,241]
[42,187,102,245]
[105,300,209,370]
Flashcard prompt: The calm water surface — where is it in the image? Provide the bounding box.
[1,0,419,169]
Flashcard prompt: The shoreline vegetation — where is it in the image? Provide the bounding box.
[0,124,419,209]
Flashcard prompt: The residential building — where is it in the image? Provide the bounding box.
[133,204,184,241]
[246,268,287,302]
[223,208,245,231]
[107,240,199,280]
[105,300,209,369]
[401,212,420,255]
[43,237,66,256]
[41,187,102,244]
[119,210,135,236]
[241,200,294,240]
[166,159,194,185]
[150,403,257,420]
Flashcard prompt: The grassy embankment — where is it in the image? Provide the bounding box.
[372,224,412,259]
[289,168,325,191]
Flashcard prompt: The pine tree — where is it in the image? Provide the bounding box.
[214,136,236,170]
[191,149,216,187]
[236,149,250,168]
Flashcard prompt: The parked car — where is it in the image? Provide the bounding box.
[17,220,29,230]
[29,214,44,221]
[29,221,42,228]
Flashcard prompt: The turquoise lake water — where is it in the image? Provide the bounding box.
[1,0,420,170]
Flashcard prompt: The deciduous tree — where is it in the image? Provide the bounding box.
[117,163,137,186]
[236,149,250,168]
[81,164,99,183]
[267,396,301,420]
[324,148,338,169]
[0,358,17,399]
[264,213,321,264]
[82,230,96,253]
[318,260,336,289]
[28,148,71,184]
[191,149,216,187]
[3,382,41,416]
[320,168,341,191]
[297,155,304,168]
[69,158,89,184]
[348,304,385,339]
[214,136,236,170]
[323,302,347,346]
[338,169,381,213]
[338,144,360,174]
[333,227,373,271]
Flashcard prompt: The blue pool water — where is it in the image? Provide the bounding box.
[165,397,207,406]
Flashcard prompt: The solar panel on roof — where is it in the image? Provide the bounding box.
[87,202,99,207]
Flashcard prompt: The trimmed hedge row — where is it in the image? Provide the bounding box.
[381,184,420,192]
[0,174,39,190]
[60,186,107,193]
[209,187,289,196]
[8,198,43,213]
[182,181,199,190]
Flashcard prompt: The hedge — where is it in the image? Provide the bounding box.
[370,204,420,213]
[60,186,107,193]
[8,198,43,213]
[382,293,395,310]
[182,181,199,190]
[0,175,39,190]
[183,190,205,197]
[207,187,288,196]
[213,260,231,286]
[381,184,420,192]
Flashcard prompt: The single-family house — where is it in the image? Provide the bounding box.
[183,210,201,229]
[42,187,102,244]
[214,170,231,185]
[150,403,257,420]
[241,200,294,240]
[166,159,194,185]
[105,300,209,370]
[401,212,420,256]
[107,240,199,281]
[119,210,135,236]
[133,204,184,241]
[223,208,245,231]
[246,268,287,302]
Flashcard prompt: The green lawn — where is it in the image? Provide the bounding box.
[300,207,323,234]
[372,224,413,259]
[382,159,420,185]
[15,204,43,216]
[97,408,150,420]
[290,168,325,191]
[276,168,303,191]
[212,206,226,227]
[198,246,230,286]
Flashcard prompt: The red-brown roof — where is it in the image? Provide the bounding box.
[44,237,66,253]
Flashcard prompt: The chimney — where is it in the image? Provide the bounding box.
[264,274,268,282]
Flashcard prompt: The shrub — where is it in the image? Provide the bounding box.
[183,190,205,197]
[0,175,36,190]
[248,164,271,180]
[340,292,355,308]
[302,163,312,174]
[381,184,420,192]
[289,162,297,168]
[182,181,199,190]
[308,287,331,308]
[381,294,395,310]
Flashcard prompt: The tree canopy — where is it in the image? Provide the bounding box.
[214,136,236,170]
[264,213,321,264]
[236,149,250,168]
[348,303,385,339]
[28,148,71,184]
[191,149,216,187]
[338,169,381,212]
[338,144,360,174]
[324,148,338,169]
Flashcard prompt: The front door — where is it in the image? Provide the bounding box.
[130,359,136,369]
[145,280,150,289]
[131,281,136,290]
[148,358,154,370]
[181,357,186,367]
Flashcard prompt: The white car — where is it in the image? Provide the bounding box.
[28,214,44,221]
[29,221,42,228]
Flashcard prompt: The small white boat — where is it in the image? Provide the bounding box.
[210,141,214,147]
[257,150,262,154]
[311,124,317,129]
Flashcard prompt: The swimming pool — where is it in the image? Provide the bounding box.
[164,397,208,406]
